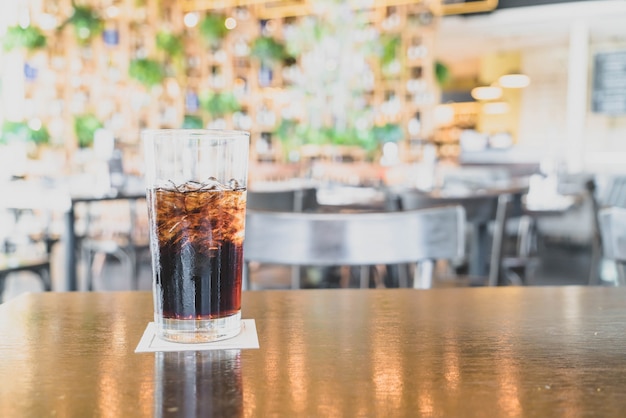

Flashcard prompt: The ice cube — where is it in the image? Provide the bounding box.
[228,178,244,190]
[200,177,228,191]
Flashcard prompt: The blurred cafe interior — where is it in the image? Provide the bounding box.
[2,0,626,300]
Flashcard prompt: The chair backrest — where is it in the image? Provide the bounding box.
[392,189,499,223]
[244,205,465,288]
[587,176,626,284]
[388,187,519,284]
[598,206,626,286]
[246,188,319,212]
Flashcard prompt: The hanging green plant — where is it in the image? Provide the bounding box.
[129,58,165,88]
[199,91,241,118]
[156,31,184,57]
[323,126,378,152]
[0,121,50,145]
[275,118,299,144]
[182,114,204,129]
[59,0,104,45]
[74,114,102,148]
[156,31,186,76]
[372,123,404,144]
[250,36,292,66]
[379,34,401,67]
[274,118,307,160]
[435,60,451,87]
[198,14,228,47]
[29,124,51,145]
[2,25,47,52]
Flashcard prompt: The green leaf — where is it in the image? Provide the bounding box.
[0,121,50,145]
[198,14,228,46]
[199,91,241,117]
[74,114,103,148]
[372,123,404,144]
[275,118,299,144]
[250,36,291,66]
[182,114,204,129]
[2,25,47,52]
[62,3,104,44]
[156,31,184,57]
[0,121,29,144]
[128,58,164,88]
[435,60,451,87]
[379,35,401,66]
[29,124,50,145]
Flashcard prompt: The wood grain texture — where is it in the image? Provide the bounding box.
[1,287,626,417]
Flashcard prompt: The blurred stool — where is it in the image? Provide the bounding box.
[0,255,51,302]
[598,207,626,286]
[79,198,149,291]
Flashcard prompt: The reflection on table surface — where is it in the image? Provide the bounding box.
[2,288,626,417]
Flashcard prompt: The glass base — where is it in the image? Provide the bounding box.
[156,312,241,343]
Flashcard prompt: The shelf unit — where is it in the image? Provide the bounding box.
[8,0,442,166]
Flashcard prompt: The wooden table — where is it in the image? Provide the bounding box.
[1,287,626,417]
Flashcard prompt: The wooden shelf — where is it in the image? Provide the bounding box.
[14,0,441,165]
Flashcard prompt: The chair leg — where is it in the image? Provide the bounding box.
[0,274,6,303]
[488,194,511,286]
[128,248,139,291]
[339,266,351,288]
[373,265,387,288]
[397,264,409,288]
[616,263,626,287]
[36,266,52,291]
[517,215,535,258]
[83,249,94,291]
[290,265,301,289]
[243,262,250,291]
[359,266,369,288]
[588,234,603,285]
[115,249,134,290]
[414,260,434,289]
[89,252,109,291]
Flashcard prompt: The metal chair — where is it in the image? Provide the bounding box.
[80,198,150,291]
[388,188,524,285]
[243,205,465,289]
[588,175,626,284]
[0,180,67,301]
[246,187,320,288]
[0,258,51,303]
[246,187,319,212]
[598,206,626,286]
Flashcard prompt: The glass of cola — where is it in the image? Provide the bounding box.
[142,129,249,343]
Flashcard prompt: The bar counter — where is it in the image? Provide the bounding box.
[1,287,626,417]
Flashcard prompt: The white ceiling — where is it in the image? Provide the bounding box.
[434,0,626,76]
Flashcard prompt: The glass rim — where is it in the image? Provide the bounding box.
[141,128,250,138]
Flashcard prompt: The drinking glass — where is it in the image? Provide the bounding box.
[142,129,249,343]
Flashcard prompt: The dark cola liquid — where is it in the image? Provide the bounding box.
[147,181,246,320]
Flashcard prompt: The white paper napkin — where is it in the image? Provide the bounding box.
[135,319,259,353]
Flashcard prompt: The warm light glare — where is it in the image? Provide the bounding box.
[498,73,530,88]
[483,101,510,114]
[28,118,42,130]
[434,104,455,126]
[183,12,199,28]
[225,17,237,30]
[105,6,120,18]
[471,86,502,101]
[37,13,58,30]
[165,78,181,98]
